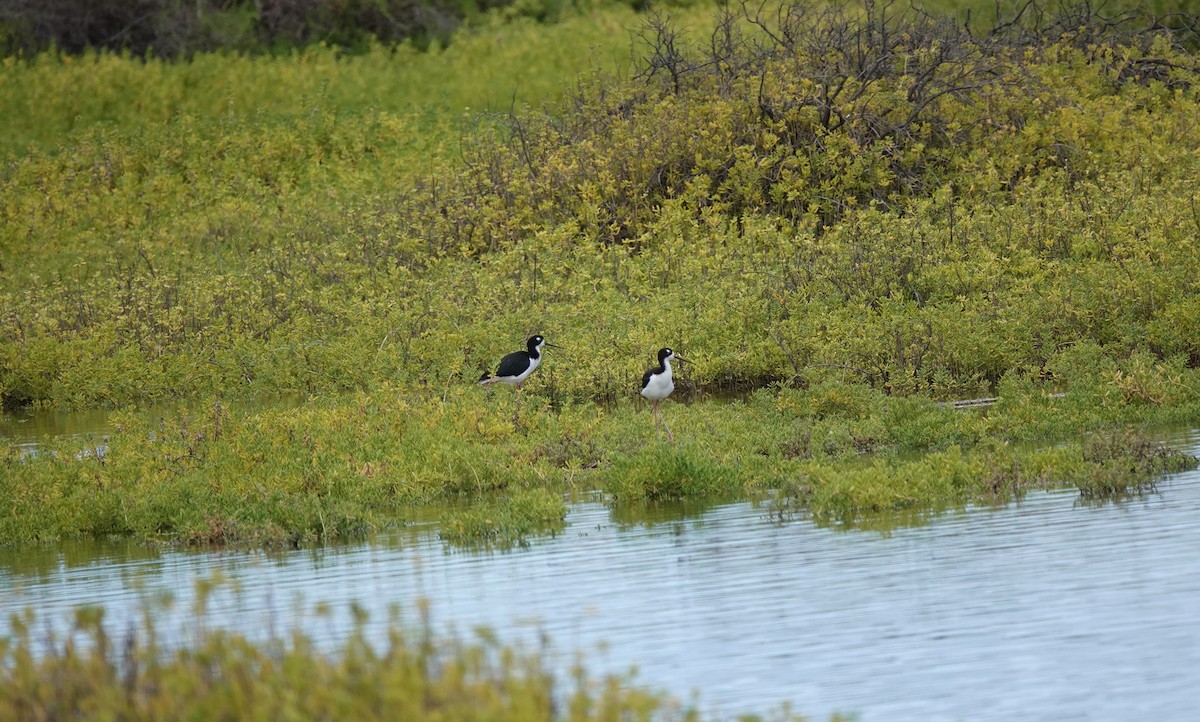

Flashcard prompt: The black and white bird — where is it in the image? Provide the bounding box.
[479,334,560,392]
[640,347,687,441]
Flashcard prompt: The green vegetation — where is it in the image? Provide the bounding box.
[439,487,569,548]
[6,5,1198,721]
[3,1,1199,410]
[2,380,1195,548]
[2,0,1200,548]
[0,594,747,722]
[0,6,646,162]
[0,0,661,58]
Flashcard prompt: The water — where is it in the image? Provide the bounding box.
[0,397,302,457]
[0,405,113,457]
[2,428,1199,720]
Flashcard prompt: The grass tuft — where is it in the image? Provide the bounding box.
[602,442,735,502]
[439,488,568,549]
[1075,429,1199,500]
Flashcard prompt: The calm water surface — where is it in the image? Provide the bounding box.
[2,426,1198,721]
[0,405,114,457]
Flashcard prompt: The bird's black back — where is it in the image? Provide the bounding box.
[495,350,531,378]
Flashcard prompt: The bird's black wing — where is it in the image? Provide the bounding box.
[640,368,654,391]
[495,351,530,378]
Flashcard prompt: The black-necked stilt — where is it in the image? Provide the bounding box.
[479,335,561,392]
[640,347,687,441]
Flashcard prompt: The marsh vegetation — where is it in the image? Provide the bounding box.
[2,0,1198,544]
[3,0,1200,716]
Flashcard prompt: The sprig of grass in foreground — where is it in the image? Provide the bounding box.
[4,597,817,722]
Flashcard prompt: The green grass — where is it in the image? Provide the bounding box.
[0,7,648,161]
[3,2,1199,411]
[0,593,734,722]
[439,487,569,548]
[3,4,1196,719]
[1,0,1199,547]
[3,381,1195,548]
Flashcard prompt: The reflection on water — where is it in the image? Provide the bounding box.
[0,397,304,456]
[0,406,113,457]
[0,406,115,444]
[0,536,165,580]
[1,428,1198,721]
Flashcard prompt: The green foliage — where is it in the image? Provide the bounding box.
[0,7,642,159]
[393,0,1200,249]
[0,391,567,546]
[0,0,603,59]
[3,382,1195,548]
[2,1,1200,549]
[1076,427,1198,499]
[781,429,1197,525]
[439,487,568,548]
[4,3,1200,411]
[603,442,734,501]
[0,598,714,722]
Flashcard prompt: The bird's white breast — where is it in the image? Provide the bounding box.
[641,365,674,401]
